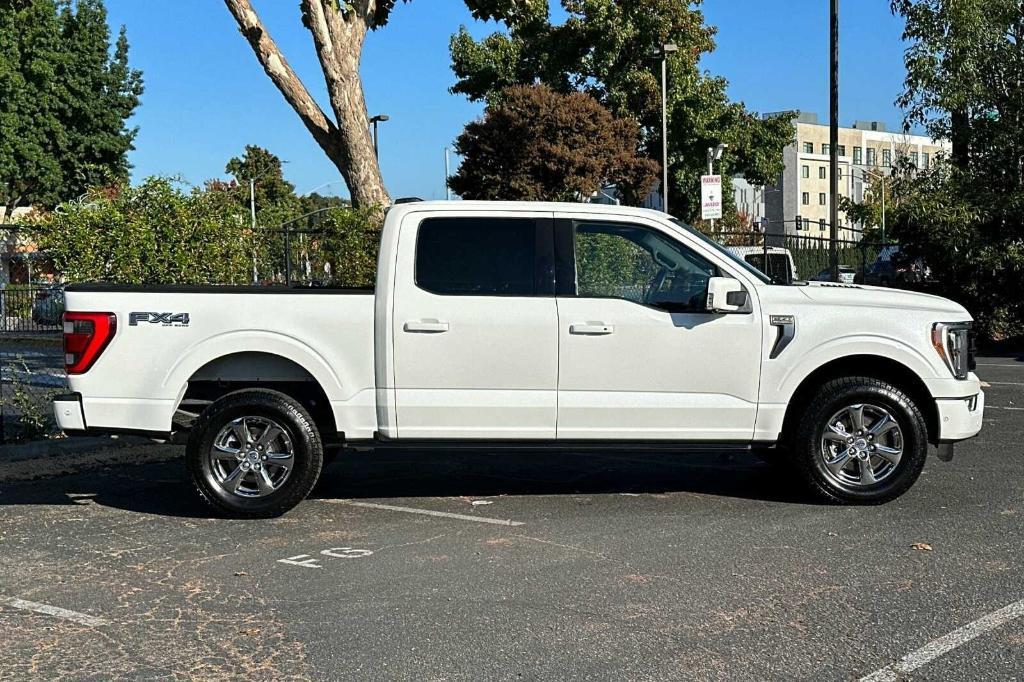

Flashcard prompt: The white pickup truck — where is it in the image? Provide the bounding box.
[54,201,984,517]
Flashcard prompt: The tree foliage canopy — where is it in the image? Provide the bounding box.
[0,0,142,222]
[449,0,793,221]
[889,0,1024,340]
[449,84,658,203]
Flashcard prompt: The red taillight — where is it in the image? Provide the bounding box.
[63,312,117,374]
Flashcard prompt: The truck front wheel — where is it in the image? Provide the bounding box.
[791,376,929,504]
[186,389,324,518]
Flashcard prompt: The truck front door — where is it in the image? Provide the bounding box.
[554,214,762,441]
[391,212,558,439]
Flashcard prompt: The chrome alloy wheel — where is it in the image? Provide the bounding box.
[819,403,904,488]
[209,416,295,498]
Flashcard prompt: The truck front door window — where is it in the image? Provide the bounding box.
[573,222,718,312]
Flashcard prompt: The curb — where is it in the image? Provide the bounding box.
[0,436,181,483]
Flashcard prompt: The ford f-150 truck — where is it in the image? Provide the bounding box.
[53,201,984,517]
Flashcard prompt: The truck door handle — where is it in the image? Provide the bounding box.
[570,323,614,336]
[404,319,450,333]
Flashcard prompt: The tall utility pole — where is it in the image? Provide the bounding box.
[829,0,840,282]
[660,43,678,215]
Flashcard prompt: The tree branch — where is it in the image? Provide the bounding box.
[222,0,338,149]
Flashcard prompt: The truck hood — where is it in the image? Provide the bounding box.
[791,282,971,318]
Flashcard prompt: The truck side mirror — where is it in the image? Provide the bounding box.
[706,277,748,313]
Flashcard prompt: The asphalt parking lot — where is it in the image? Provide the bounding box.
[1,357,1021,680]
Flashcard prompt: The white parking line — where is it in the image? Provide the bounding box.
[982,381,1024,386]
[859,598,1024,682]
[329,500,525,526]
[2,597,110,627]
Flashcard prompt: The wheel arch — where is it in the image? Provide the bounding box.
[178,350,338,437]
[780,354,938,445]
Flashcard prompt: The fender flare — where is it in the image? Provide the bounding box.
[772,334,938,404]
[163,330,348,408]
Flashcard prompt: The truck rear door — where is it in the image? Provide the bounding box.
[390,211,558,439]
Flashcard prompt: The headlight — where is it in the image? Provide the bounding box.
[932,322,974,379]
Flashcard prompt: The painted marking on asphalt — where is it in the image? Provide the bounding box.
[976,362,1024,368]
[982,381,1024,386]
[333,500,525,526]
[2,597,110,627]
[277,554,322,569]
[320,547,374,559]
[859,597,1024,682]
[986,405,1024,411]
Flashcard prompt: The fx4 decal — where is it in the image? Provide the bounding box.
[129,312,190,327]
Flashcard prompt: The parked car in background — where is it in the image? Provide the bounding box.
[726,246,798,284]
[31,284,65,326]
[861,248,932,288]
[811,265,857,285]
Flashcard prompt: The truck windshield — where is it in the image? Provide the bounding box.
[669,219,775,285]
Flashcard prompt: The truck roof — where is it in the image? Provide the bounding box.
[386,200,671,221]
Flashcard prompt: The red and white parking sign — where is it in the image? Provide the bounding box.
[700,174,722,220]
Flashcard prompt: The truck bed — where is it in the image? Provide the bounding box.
[62,284,378,436]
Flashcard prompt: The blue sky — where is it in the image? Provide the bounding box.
[104,0,911,201]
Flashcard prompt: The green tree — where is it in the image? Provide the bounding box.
[225,145,299,224]
[0,0,67,222]
[449,0,793,221]
[221,0,544,211]
[888,0,1024,340]
[0,0,142,223]
[449,85,658,203]
[57,0,143,200]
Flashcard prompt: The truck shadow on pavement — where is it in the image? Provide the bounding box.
[0,448,809,518]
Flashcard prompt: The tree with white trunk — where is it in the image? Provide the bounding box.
[223,0,544,210]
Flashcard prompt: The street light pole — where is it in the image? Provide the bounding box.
[249,177,258,282]
[829,0,840,282]
[659,43,677,215]
[369,114,390,160]
[444,147,451,201]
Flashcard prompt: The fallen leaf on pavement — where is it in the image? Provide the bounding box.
[911,542,933,551]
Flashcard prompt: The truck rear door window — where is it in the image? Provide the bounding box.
[415,217,546,296]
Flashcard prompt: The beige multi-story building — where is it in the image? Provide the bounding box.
[762,112,951,240]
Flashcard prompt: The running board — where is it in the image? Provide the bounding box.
[343,437,757,453]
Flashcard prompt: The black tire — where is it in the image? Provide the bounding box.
[790,376,928,504]
[186,389,323,518]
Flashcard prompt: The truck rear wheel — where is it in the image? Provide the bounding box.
[186,389,323,518]
[791,376,928,504]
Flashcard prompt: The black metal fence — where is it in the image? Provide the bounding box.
[712,227,899,287]
[1,283,65,443]
[1,283,64,334]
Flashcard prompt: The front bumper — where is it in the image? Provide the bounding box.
[936,389,985,442]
